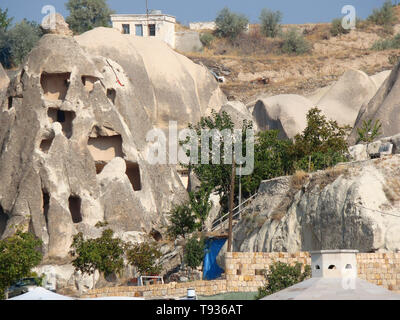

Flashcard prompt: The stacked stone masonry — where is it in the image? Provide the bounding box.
[81,252,400,298]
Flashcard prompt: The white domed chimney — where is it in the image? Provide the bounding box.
[311,250,358,279]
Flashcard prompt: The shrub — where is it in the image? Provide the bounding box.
[69,229,125,278]
[256,261,311,299]
[231,30,280,55]
[368,0,397,27]
[126,242,162,276]
[259,9,282,38]
[167,203,197,239]
[0,231,43,299]
[330,18,351,36]
[215,7,249,41]
[200,33,215,48]
[280,28,312,55]
[184,237,205,270]
[372,33,400,50]
[356,119,383,143]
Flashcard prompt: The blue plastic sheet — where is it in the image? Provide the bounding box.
[203,238,226,280]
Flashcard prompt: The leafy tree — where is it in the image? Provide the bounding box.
[0,231,43,299]
[200,33,215,48]
[184,237,205,271]
[280,28,312,55]
[215,7,249,41]
[256,261,311,299]
[368,0,397,27]
[330,18,351,36]
[356,119,383,143]
[65,0,115,34]
[0,29,10,68]
[189,187,213,227]
[259,9,282,38]
[167,203,197,239]
[242,130,294,197]
[292,107,350,171]
[0,8,13,32]
[126,242,162,276]
[70,229,125,284]
[6,19,43,67]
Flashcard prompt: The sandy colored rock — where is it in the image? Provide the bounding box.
[349,60,400,144]
[219,101,257,130]
[75,28,226,130]
[252,94,314,139]
[226,155,400,255]
[41,13,73,36]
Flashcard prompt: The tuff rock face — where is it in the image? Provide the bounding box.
[349,60,400,145]
[41,13,74,36]
[217,155,400,268]
[0,31,212,269]
[0,63,9,100]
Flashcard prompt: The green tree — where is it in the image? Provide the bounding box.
[292,107,350,171]
[6,19,42,67]
[242,130,294,197]
[184,237,205,271]
[200,33,215,48]
[0,231,43,299]
[0,8,13,32]
[368,0,397,26]
[189,187,213,227]
[256,261,311,299]
[259,9,282,38]
[70,229,125,286]
[356,119,383,143]
[65,0,115,34]
[167,203,197,239]
[215,7,249,41]
[126,242,162,276]
[280,28,312,55]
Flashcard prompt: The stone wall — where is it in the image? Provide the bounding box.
[81,251,400,298]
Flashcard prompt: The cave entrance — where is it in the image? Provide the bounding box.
[107,88,116,104]
[42,190,50,226]
[40,137,54,153]
[48,108,75,139]
[69,196,82,223]
[40,72,71,101]
[87,135,124,162]
[0,205,8,237]
[125,161,142,191]
[82,76,98,92]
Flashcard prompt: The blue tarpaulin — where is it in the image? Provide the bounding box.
[203,238,226,280]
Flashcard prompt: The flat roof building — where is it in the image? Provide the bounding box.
[110,10,176,48]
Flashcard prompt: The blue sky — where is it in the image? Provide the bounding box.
[0,0,393,26]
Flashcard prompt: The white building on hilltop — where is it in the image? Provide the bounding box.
[110,10,176,48]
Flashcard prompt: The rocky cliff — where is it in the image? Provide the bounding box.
[217,153,400,266]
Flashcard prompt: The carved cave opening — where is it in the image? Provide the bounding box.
[125,161,142,191]
[40,72,71,101]
[48,108,76,139]
[0,205,8,238]
[69,196,82,224]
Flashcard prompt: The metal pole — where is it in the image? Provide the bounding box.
[238,164,242,217]
[227,156,235,252]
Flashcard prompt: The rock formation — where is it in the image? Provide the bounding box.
[349,60,400,145]
[217,154,400,267]
[219,101,257,130]
[0,24,228,292]
[0,63,9,100]
[252,69,390,140]
[252,94,314,139]
[41,13,74,37]
[75,28,226,130]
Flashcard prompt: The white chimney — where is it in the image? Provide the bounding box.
[311,250,358,279]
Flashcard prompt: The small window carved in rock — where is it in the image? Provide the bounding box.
[107,88,116,104]
[42,190,50,226]
[40,72,71,101]
[328,265,336,270]
[69,196,82,223]
[125,161,142,191]
[40,138,54,153]
[47,108,75,139]
[0,205,8,238]
[81,76,98,92]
